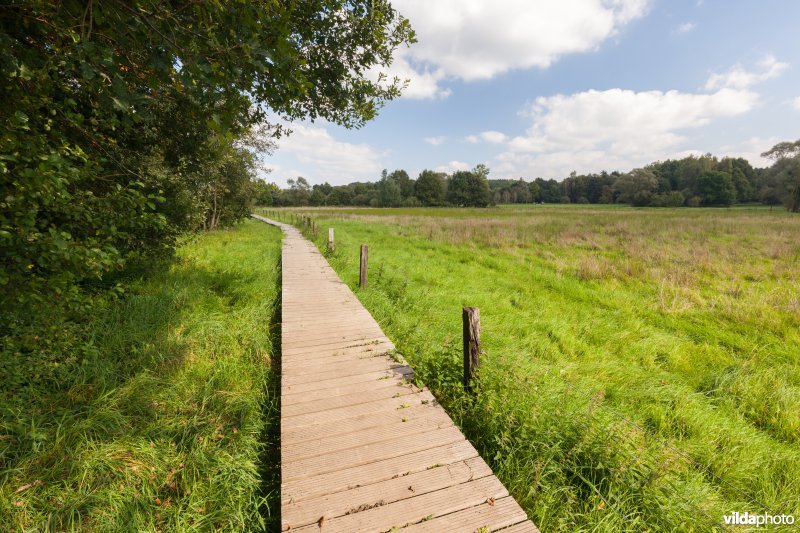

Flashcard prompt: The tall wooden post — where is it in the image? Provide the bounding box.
[359,244,369,288]
[328,228,335,251]
[463,307,480,393]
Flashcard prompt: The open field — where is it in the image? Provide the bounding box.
[259,205,800,531]
[0,220,283,531]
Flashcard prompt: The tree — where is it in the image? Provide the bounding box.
[613,169,659,206]
[309,189,327,206]
[252,180,282,206]
[1,1,415,309]
[534,178,562,203]
[388,170,414,199]
[377,176,402,207]
[287,177,311,206]
[415,170,447,206]
[697,171,736,206]
[447,167,491,207]
[761,140,800,212]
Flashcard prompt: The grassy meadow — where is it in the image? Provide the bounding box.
[260,205,800,531]
[0,220,282,531]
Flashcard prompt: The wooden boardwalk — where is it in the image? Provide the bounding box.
[253,215,538,533]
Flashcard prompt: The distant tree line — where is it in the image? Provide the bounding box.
[255,164,493,208]
[257,141,800,212]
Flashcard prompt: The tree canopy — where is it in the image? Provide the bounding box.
[1,1,414,308]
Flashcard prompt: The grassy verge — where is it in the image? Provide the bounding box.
[1,219,282,531]
[261,206,800,531]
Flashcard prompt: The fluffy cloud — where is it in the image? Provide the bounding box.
[675,21,695,33]
[378,54,451,100]
[793,96,800,111]
[704,55,788,90]
[497,87,757,177]
[386,0,648,98]
[424,136,447,146]
[268,123,384,186]
[717,137,780,168]
[466,131,508,144]
[434,160,471,174]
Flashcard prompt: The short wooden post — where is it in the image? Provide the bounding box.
[463,307,480,393]
[328,228,335,251]
[359,244,369,288]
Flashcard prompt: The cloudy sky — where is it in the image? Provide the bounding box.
[265,0,800,187]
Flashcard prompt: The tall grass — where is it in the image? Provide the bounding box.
[262,205,800,531]
[0,220,282,531]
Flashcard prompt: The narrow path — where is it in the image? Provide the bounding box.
[252,215,538,533]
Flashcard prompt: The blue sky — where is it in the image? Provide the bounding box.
[265,0,800,187]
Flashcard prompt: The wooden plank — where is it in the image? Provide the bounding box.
[282,457,493,530]
[281,341,395,361]
[498,520,542,533]
[281,390,437,432]
[282,339,394,358]
[281,359,408,386]
[282,425,465,482]
[291,476,508,532]
[281,403,452,446]
[401,496,531,533]
[281,440,480,505]
[282,413,454,463]
[281,357,403,382]
[281,375,416,406]
[281,382,421,417]
[281,367,413,397]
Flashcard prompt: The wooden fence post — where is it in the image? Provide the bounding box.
[359,244,369,288]
[328,228,335,251]
[463,307,480,393]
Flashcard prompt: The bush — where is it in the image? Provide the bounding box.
[649,191,685,207]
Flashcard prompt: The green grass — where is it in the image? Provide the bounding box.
[260,205,800,532]
[0,219,282,531]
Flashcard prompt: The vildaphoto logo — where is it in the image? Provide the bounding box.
[723,512,795,527]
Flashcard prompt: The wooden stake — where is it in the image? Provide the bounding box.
[463,307,480,393]
[328,228,335,251]
[359,244,369,288]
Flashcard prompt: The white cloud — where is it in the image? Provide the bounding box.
[704,54,789,90]
[434,160,471,174]
[675,21,695,33]
[383,0,648,98]
[717,136,780,168]
[424,136,447,146]
[465,130,508,144]
[268,122,384,186]
[498,87,757,178]
[793,96,800,111]
[377,53,452,100]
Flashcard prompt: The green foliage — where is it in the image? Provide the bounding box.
[761,139,800,212]
[649,191,685,207]
[0,220,282,530]
[414,170,447,206]
[613,168,658,206]
[697,170,737,206]
[1,0,414,310]
[447,168,492,207]
[377,175,402,207]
